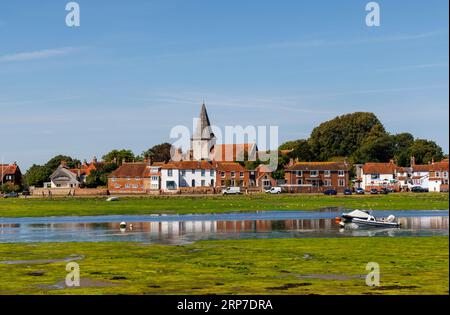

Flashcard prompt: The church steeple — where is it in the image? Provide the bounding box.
[193,102,214,140]
[191,102,216,160]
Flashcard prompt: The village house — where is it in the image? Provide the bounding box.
[360,161,399,191]
[284,162,350,193]
[254,164,277,190]
[214,162,250,188]
[108,162,153,194]
[48,162,81,188]
[428,160,449,192]
[0,162,22,188]
[161,160,216,192]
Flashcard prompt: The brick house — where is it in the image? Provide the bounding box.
[214,162,250,188]
[108,163,153,194]
[254,164,277,190]
[428,160,449,192]
[0,162,22,187]
[284,162,350,193]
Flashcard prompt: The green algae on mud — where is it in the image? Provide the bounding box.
[0,193,448,218]
[0,237,448,295]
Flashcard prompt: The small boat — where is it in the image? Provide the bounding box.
[352,215,400,228]
[340,210,400,228]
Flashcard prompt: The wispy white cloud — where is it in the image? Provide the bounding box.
[0,47,79,63]
[377,63,449,73]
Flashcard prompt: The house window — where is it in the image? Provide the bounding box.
[135,177,140,180]
[132,184,138,189]
[324,179,332,186]
[201,180,206,186]
[221,180,225,186]
[168,170,173,177]
[201,169,206,177]
[443,179,449,185]
[166,181,176,190]
[180,170,186,176]
[151,176,158,181]
[338,170,345,177]
[211,179,215,186]
[210,169,214,177]
[296,171,303,177]
[191,179,196,187]
[338,179,345,187]
[324,170,331,177]
[371,174,380,180]
[115,184,120,188]
[443,172,448,178]
[240,172,244,178]
[221,172,225,178]
[436,172,441,177]
[127,176,131,181]
[310,170,318,177]
[192,169,195,174]
[125,184,131,188]
[231,172,235,178]
[297,179,303,185]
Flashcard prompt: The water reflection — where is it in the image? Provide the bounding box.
[0,215,447,244]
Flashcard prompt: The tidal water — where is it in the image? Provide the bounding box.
[0,210,448,244]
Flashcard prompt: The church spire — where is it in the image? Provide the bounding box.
[193,102,214,140]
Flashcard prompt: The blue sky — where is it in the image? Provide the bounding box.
[0,0,448,170]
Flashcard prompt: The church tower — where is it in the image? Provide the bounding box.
[191,102,216,161]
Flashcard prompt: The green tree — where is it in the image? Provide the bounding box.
[24,164,52,187]
[85,163,119,188]
[309,112,386,161]
[391,133,415,166]
[408,139,444,165]
[279,139,314,162]
[143,143,172,163]
[45,155,81,171]
[102,150,136,165]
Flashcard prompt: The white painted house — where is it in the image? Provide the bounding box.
[360,162,398,191]
[161,161,216,192]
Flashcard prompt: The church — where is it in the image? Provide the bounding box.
[189,103,258,163]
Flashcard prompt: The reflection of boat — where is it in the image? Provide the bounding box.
[340,210,400,228]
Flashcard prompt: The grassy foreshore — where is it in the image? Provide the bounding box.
[0,237,447,295]
[0,193,448,218]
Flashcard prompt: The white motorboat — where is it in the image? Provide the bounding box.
[340,210,400,228]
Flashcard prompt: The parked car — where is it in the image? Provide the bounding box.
[370,188,379,195]
[343,188,353,195]
[22,190,31,196]
[266,187,282,194]
[323,189,337,196]
[222,187,242,195]
[355,188,365,195]
[379,188,389,195]
[3,192,19,198]
[411,186,427,193]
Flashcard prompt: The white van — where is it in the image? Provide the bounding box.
[266,187,282,194]
[222,187,241,195]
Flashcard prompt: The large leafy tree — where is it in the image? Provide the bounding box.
[143,143,172,163]
[102,149,136,165]
[279,139,314,162]
[85,163,119,188]
[24,164,51,187]
[45,155,81,171]
[309,112,386,161]
[391,133,415,166]
[408,139,444,165]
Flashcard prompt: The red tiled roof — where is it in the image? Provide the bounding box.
[109,163,150,178]
[211,143,257,162]
[362,163,397,174]
[430,161,449,172]
[255,164,275,173]
[214,162,247,172]
[286,162,349,171]
[0,164,19,175]
[412,164,431,172]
